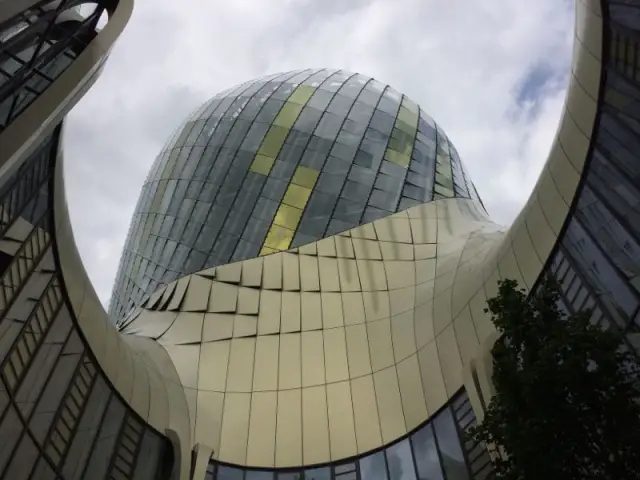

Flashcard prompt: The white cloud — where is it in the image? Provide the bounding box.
[63,0,574,305]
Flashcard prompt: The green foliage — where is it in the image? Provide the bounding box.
[469,277,640,479]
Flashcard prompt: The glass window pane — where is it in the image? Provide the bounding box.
[218,466,245,480]
[433,409,469,480]
[411,425,444,480]
[360,451,388,480]
[304,467,330,480]
[386,438,417,480]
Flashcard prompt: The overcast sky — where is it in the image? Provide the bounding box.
[63,0,574,306]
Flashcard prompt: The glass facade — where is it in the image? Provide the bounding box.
[0,0,106,133]
[538,2,640,357]
[204,390,492,480]
[0,126,172,480]
[108,69,484,323]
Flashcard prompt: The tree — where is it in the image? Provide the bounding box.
[469,277,640,480]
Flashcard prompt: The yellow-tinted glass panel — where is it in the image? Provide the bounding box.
[264,225,295,251]
[434,183,454,198]
[274,102,304,129]
[289,85,316,105]
[282,184,312,209]
[260,246,277,256]
[384,148,410,168]
[274,204,303,230]
[258,125,289,158]
[291,166,319,188]
[250,154,275,176]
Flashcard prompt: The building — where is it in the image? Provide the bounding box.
[0,0,637,480]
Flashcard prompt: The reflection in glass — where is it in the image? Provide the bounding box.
[411,425,444,480]
[304,467,330,480]
[360,451,388,480]
[386,439,417,480]
[433,409,469,480]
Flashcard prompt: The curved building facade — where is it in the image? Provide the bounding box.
[1,0,639,479]
[108,70,484,323]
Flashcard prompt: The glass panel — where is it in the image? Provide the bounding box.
[218,466,245,480]
[432,409,469,480]
[360,451,388,480]
[304,467,330,480]
[386,438,417,480]
[411,425,444,480]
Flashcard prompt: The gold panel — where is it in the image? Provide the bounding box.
[208,282,238,313]
[276,389,302,466]
[283,184,312,209]
[158,312,204,345]
[373,367,406,443]
[453,306,480,365]
[300,255,320,291]
[335,235,355,258]
[253,336,279,392]
[226,338,256,393]
[292,166,320,188]
[282,252,300,291]
[281,291,301,333]
[391,311,417,362]
[384,261,415,290]
[350,222,377,240]
[237,287,260,315]
[217,263,242,283]
[161,344,199,389]
[298,242,317,255]
[374,217,412,243]
[396,354,427,431]
[263,253,283,290]
[181,275,211,312]
[352,238,382,260]
[326,381,357,459]
[432,289,453,336]
[512,227,543,288]
[241,257,263,287]
[469,288,495,341]
[258,290,281,334]
[342,292,365,325]
[219,393,251,464]
[436,324,464,396]
[250,154,276,176]
[414,300,435,349]
[367,319,394,372]
[302,331,325,387]
[337,258,361,292]
[302,386,330,464]
[345,324,372,377]
[417,341,447,414]
[323,327,349,383]
[525,196,556,264]
[357,260,388,291]
[195,391,224,455]
[279,333,302,389]
[318,257,340,291]
[264,225,295,251]
[380,241,414,261]
[321,292,343,329]
[301,292,322,330]
[389,286,415,316]
[246,391,277,467]
[233,315,258,338]
[317,237,337,257]
[414,243,437,259]
[537,167,569,235]
[362,291,390,322]
[497,247,525,289]
[167,276,190,311]
[350,375,382,453]
[274,204,303,230]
